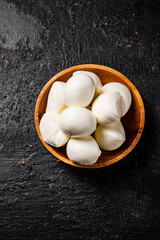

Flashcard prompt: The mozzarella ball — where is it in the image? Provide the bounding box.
[73,71,102,97]
[102,82,132,116]
[66,136,101,165]
[40,112,69,147]
[46,81,66,113]
[64,74,95,107]
[59,107,97,138]
[92,92,122,126]
[95,121,126,151]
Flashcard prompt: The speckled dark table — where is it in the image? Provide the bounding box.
[0,0,160,239]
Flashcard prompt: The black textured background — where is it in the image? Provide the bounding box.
[0,0,160,239]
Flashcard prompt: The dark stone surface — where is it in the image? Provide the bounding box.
[0,0,160,239]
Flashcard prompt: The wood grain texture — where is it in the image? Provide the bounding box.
[0,0,160,239]
[35,64,145,168]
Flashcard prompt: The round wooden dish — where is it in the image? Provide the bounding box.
[35,64,145,168]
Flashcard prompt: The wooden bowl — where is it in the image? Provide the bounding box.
[35,64,145,168]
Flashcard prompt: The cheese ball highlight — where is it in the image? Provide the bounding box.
[73,70,102,97]
[46,81,66,113]
[64,73,95,107]
[59,107,97,138]
[92,92,122,126]
[66,136,101,165]
[95,121,126,151]
[40,112,69,147]
[102,82,132,116]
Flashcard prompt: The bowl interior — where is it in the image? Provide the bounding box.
[35,65,145,168]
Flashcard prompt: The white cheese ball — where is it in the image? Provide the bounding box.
[95,121,126,151]
[102,82,132,116]
[40,112,69,147]
[59,107,97,138]
[92,92,122,126]
[66,136,101,165]
[73,71,102,97]
[46,81,66,113]
[64,73,95,107]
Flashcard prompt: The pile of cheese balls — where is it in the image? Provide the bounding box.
[40,71,132,165]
